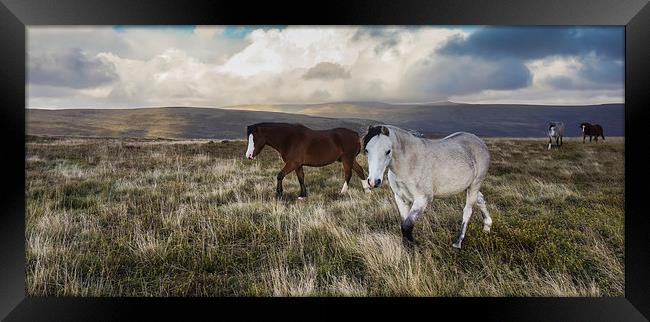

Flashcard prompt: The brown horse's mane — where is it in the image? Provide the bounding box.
[246,122,307,136]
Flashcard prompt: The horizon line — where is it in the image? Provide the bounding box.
[26,100,625,110]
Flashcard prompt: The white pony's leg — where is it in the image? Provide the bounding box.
[408,197,428,221]
[393,193,410,221]
[402,196,428,245]
[453,188,479,249]
[361,179,371,193]
[477,191,492,232]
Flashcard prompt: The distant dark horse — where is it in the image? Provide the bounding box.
[245,123,370,199]
[580,123,605,143]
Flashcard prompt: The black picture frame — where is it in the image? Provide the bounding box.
[2,0,649,320]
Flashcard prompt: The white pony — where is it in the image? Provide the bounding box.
[362,125,492,249]
[547,121,565,150]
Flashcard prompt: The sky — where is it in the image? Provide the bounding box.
[27,26,624,109]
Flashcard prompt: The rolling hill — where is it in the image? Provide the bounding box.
[221,102,625,138]
[27,102,624,139]
[26,107,377,140]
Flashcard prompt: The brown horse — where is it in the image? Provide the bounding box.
[580,123,606,143]
[245,122,370,199]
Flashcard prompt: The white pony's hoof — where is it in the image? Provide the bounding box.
[452,242,462,249]
[298,196,306,200]
[483,225,491,233]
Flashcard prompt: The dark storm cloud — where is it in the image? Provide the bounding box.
[437,27,623,91]
[438,27,624,61]
[302,62,351,80]
[29,48,119,89]
[403,57,533,98]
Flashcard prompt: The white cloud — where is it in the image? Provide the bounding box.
[219,28,360,77]
[27,26,624,108]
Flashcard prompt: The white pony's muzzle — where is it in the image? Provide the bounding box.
[367,178,382,188]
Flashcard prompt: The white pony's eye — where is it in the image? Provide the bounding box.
[385,150,391,155]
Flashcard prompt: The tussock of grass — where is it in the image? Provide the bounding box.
[26,137,624,296]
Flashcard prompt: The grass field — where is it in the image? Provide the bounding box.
[25,136,624,296]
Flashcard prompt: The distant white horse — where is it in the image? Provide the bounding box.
[362,125,492,249]
[547,121,565,150]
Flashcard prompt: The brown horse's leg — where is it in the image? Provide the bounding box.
[276,162,299,200]
[296,166,307,199]
[340,158,353,194]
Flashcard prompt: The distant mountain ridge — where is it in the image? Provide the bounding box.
[214,101,624,137]
[27,107,377,140]
[27,102,624,139]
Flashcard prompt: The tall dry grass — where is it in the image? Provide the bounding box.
[25,136,624,296]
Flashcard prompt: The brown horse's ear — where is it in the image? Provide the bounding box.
[381,126,390,136]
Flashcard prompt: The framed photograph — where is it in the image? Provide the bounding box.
[2,0,649,320]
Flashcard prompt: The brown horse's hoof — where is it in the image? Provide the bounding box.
[340,182,349,194]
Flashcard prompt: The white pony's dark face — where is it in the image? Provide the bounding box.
[365,134,392,188]
[548,125,557,137]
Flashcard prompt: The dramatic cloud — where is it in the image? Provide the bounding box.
[27,26,624,108]
[401,57,533,100]
[437,27,624,95]
[302,62,351,80]
[29,48,119,89]
[438,27,623,61]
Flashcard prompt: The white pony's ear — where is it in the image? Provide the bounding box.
[381,126,389,136]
